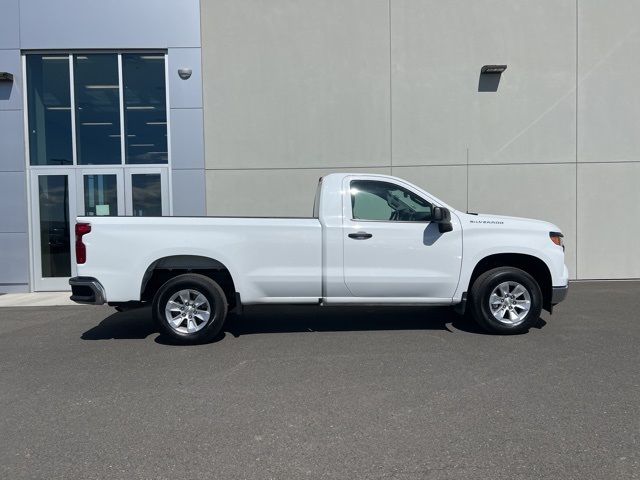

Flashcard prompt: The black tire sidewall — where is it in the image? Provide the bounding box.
[471,267,542,334]
[153,274,227,344]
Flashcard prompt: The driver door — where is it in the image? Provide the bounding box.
[341,176,462,300]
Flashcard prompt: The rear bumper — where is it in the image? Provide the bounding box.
[69,277,106,305]
[551,284,569,305]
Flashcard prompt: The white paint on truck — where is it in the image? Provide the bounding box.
[71,173,569,339]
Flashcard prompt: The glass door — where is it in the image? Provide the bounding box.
[76,169,125,216]
[125,168,169,216]
[29,167,168,291]
[30,169,77,291]
[25,52,172,291]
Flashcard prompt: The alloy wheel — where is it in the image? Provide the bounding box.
[164,289,211,334]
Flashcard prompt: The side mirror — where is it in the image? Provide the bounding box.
[432,207,453,233]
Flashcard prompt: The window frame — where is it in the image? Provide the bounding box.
[72,53,122,166]
[124,167,170,216]
[348,179,435,224]
[23,50,170,171]
[24,54,75,167]
[121,53,169,166]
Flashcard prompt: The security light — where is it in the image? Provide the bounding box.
[481,65,507,74]
[178,68,192,80]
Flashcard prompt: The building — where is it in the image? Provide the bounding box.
[1,0,638,293]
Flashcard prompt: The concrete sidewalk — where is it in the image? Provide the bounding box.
[0,291,77,307]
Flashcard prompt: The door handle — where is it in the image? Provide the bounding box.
[348,231,373,240]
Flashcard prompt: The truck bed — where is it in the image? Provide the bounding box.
[78,216,322,303]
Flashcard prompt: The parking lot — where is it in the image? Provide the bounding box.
[0,281,638,479]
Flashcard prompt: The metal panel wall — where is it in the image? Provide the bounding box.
[0,0,205,292]
[168,47,206,215]
[19,0,200,49]
[201,0,640,280]
[0,43,28,290]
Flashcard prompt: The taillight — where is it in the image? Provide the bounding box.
[75,223,91,264]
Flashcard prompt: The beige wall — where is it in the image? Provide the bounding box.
[201,0,640,280]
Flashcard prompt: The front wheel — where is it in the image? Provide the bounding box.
[468,267,542,334]
[152,273,228,344]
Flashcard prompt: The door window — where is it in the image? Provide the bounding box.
[83,174,119,216]
[131,173,162,216]
[38,175,71,277]
[350,180,432,222]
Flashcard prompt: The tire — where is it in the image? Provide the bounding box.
[152,273,228,344]
[468,267,542,334]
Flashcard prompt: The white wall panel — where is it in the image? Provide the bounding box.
[577,163,640,278]
[468,164,577,278]
[206,167,391,217]
[578,0,640,163]
[392,165,467,212]
[392,0,576,166]
[201,0,390,170]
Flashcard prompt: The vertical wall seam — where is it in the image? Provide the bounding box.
[388,0,393,174]
[17,0,22,47]
[466,148,469,212]
[575,0,579,279]
[17,0,31,291]
[198,0,207,215]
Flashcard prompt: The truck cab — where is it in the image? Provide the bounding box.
[319,173,463,303]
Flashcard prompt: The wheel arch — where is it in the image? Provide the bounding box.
[140,255,239,308]
[467,253,553,312]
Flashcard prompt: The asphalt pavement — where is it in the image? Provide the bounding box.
[0,281,638,479]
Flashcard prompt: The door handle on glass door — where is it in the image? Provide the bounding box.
[348,232,373,240]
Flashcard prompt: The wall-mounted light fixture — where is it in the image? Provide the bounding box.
[178,68,192,80]
[0,72,14,82]
[481,65,507,74]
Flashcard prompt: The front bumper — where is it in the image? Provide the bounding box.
[69,276,106,305]
[551,284,569,305]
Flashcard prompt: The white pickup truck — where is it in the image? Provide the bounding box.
[70,173,568,343]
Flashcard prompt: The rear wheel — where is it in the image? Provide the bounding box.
[469,267,542,334]
[152,273,228,344]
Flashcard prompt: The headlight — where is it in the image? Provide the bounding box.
[549,231,564,251]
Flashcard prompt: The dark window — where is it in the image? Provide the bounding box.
[26,55,73,166]
[26,53,168,166]
[350,180,432,222]
[131,174,162,216]
[38,175,71,277]
[74,54,121,165]
[122,54,168,164]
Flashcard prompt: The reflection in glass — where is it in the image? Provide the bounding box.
[74,54,121,165]
[350,180,432,221]
[123,55,168,164]
[26,55,73,166]
[38,176,71,277]
[132,174,162,216]
[83,175,118,216]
